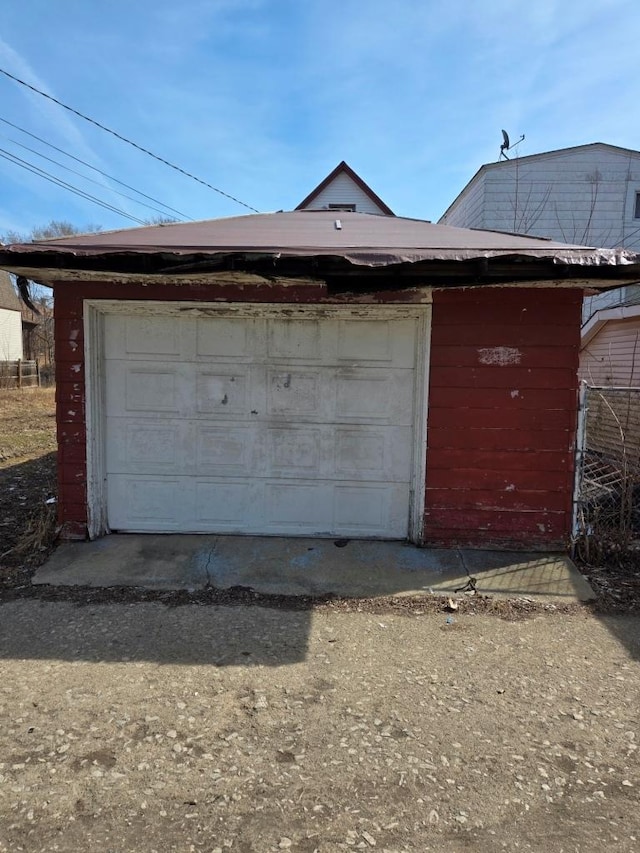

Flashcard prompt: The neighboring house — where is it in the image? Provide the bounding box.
[2,164,639,553]
[295,160,394,215]
[579,306,640,463]
[438,143,640,322]
[581,304,640,386]
[0,270,23,361]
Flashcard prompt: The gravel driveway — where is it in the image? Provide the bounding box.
[0,600,638,852]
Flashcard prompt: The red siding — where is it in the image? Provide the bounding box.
[54,285,87,538]
[425,287,582,549]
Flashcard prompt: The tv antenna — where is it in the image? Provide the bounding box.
[499,129,525,160]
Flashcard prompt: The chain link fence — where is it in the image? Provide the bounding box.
[573,384,640,562]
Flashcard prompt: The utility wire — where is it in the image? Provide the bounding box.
[0,66,260,213]
[2,132,186,221]
[0,148,148,225]
[0,115,191,220]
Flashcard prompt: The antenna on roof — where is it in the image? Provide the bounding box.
[499,129,525,160]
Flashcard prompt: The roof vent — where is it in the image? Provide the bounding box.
[334,219,342,230]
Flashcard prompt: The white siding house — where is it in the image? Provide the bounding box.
[439,143,640,321]
[0,270,23,361]
[296,161,395,216]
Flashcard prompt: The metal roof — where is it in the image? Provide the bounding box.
[1,210,639,287]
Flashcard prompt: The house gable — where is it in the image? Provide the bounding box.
[296,161,394,216]
[440,144,640,246]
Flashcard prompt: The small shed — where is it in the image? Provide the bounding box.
[2,211,639,550]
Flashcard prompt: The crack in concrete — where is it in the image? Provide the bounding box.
[202,538,218,587]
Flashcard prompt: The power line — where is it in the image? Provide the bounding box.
[0,66,260,213]
[0,147,148,225]
[0,115,191,220]
[2,132,186,221]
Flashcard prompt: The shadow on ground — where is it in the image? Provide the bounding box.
[0,598,313,667]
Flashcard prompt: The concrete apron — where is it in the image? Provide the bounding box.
[34,535,595,603]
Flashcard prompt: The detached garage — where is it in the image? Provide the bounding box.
[2,209,638,550]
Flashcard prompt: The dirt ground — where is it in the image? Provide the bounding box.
[0,602,638,852]
[0,387,639,851]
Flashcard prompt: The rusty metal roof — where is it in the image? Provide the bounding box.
[1,211,639,285]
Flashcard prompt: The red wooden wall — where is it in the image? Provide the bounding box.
[54,285,87,538]
[425,287,582,549]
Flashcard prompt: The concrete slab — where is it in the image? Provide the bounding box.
[34,534,595,603]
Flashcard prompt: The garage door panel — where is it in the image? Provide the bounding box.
[104,311,420,537]
[337,318,416,366]
[264,483,332,530]
[108,476,184,530]
[196,317,254,359]
[335,370,414,423]
[106,419,191,473]
[106,361,190,417]
[197,425,252,473]
[194,481,258,528]
[333,484,408,537]
[267,319,321,360]
[267,369,322,417]
[105,315,184,360]
[196,368,248,415]
[122,422,178,467]
[267,427,322,475]
[125,368,179,413]
[335,429,385,477]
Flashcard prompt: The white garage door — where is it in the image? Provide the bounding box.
[103,309,419,537]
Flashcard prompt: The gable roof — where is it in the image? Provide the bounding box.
[440,142,640,222]
[0,270,20,311]
[296,161,395,216]
[2,210,640,289]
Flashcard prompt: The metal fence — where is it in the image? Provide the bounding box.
[573,383,640,561]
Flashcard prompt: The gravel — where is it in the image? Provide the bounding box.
[0,600,637,852]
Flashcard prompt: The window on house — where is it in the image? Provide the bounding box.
[328,203,356,212]
[635,192,640,219]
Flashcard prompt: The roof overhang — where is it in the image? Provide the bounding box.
[2,211,640,292]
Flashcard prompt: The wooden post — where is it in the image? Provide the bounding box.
[36,361,41,388]
[17,359,22,389]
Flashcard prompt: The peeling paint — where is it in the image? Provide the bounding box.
[510,389,520,398]
[477,346,522,366]
[505,484,516,492]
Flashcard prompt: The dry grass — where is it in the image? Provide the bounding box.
[0,387,58,578]
[0,387,57,464]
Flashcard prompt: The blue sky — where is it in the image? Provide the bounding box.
[0,0,638,236]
